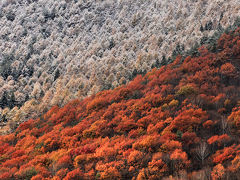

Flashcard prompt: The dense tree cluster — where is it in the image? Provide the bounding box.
[1,27,240,179]
[1,0,240,132]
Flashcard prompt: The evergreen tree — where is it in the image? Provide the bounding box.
[54,69,60,81]
[161,55,167,66]
[205,21,213,31]
[200,24,204,32]
[9,91,16,109]
[0,91,8,109]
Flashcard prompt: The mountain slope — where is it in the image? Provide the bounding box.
[1,27,240,179]
[1,0,240,133]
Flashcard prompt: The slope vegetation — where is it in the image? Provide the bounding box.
[1,27,240,179]
[1,0,240,132]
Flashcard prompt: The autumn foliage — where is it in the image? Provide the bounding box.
[1,27,240,179]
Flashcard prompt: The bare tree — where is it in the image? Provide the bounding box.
[190,167,211,180]
[221,115,229,135]
[196,141,210,165]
